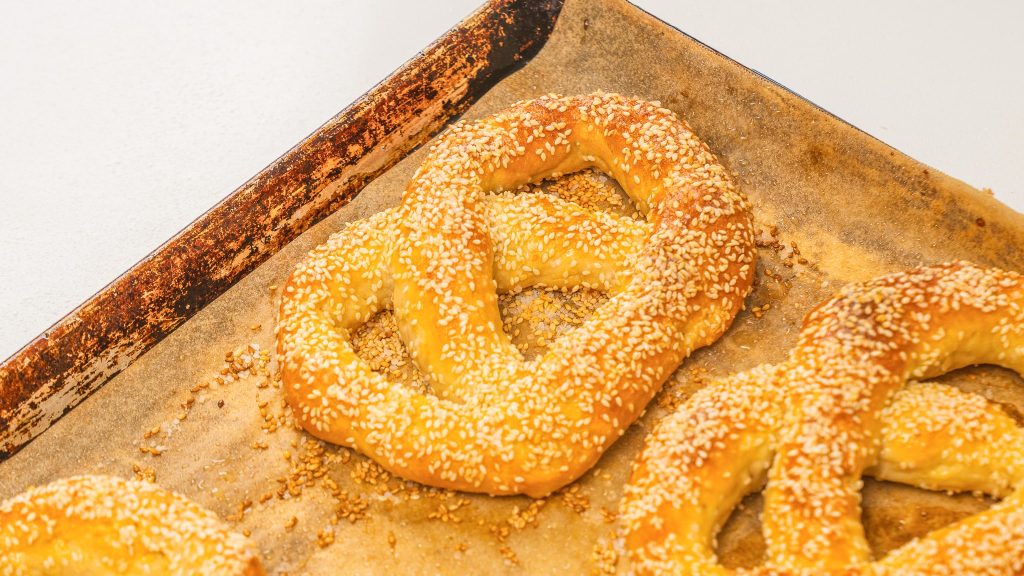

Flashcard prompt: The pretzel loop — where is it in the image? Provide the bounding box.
[278,93,755,496]
[623,261,1024,574]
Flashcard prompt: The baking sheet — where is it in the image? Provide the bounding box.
[3,0,1024,573]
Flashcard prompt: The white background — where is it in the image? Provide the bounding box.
[1,1,1022,360]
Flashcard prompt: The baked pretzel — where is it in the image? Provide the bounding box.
[623,261,1024,575]
[0,475,263,575]
[277,93,755,497]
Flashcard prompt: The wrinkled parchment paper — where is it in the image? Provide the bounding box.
[4,0,1024,573]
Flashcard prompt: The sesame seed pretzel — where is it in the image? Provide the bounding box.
[623,261,1024,575]
[0,475,263,575]
[277,93,755,497]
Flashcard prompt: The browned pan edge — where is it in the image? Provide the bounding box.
[0,0,565,460]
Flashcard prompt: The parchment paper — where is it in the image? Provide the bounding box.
[3,0,1024,573]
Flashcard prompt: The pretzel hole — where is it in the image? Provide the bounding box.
[537,168,642,221]
[714,480,994,569]
[712,365,1023,569]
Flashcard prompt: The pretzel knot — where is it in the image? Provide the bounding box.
[277,93,755,497]
[623,261,1024,575]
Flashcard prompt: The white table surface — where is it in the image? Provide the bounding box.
[1,0,1022,360]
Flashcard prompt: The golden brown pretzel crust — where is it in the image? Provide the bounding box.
[0,475,263,575]
[277,93,755,496]
[623,261,1024,575]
